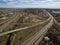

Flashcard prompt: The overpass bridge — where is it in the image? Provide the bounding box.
[0,10,60,45]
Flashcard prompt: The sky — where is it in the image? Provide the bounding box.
[0,0,60,8]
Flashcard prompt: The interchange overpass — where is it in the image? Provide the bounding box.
[0,10,60,45]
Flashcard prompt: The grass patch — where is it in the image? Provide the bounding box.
[13,19,51,45]
[0,19,6,23]
[0,35,9,45]
[0,17,50,45]
[53,23,60,32]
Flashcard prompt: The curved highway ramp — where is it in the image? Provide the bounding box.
[0,10,60,45]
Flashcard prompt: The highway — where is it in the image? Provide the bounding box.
[0,10,60,45]
[21,10,60,45]
[0,14,17,25]
[0,14,21,33]
[0,13,51,36]
[44,10,60,24]
[21,17,53,45]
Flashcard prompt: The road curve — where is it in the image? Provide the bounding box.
[0,10,59,45]
[21,10,58,45]
[44,10,60,25]
[0,14,51,36]
[21,15,53,45]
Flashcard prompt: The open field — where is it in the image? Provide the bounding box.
[0,17,51,45]
[12,18,51,45]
